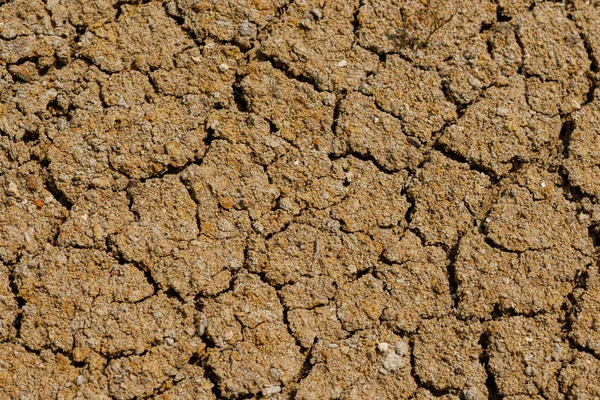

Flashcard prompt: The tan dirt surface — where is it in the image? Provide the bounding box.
[1,0,600,398]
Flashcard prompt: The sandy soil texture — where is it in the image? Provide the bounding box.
[1,0,600,398]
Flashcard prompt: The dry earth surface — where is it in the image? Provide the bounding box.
[1,0,600,398]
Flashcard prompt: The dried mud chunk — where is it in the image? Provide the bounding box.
[0,266,17,341]
[516,3,590,82]
[525,77,563,117]
[267,150,344,212]
[47,113,128,203]
[288,306,347,349]
[171,0,285,48]
[438,37,502,105]
[257,223,378,287]
[0,78,61,142]
[280,276,337,310]
[115,174,199,261]
[15,247,170,356]
[331,157,410,233]
[356,0,406,55]
[336,274,389,332]
[154,235,245,300]
[78,292,201,359]
[77,2,192,73]
[181,140,277,239]
[571,2,600,72]
[103,96,208,179]
[46,0,118,28]
[559,351,600,399]
[107,343,204,400]
[414,316,487,396]
[0,135,31,169]
[150,40,242,107]
[569,268,600,358]
[365,55,457,143]
[259,0,379,92]
[514,3,591,114]
[241,62,336,152]
[565,97,600,199]
[57,189,134,250]
[359,0,495,68]
[48,94,208,202]
[0,162,68,264]
[0,0,72,65]
[0,343,80,399]
[334,92,423,171]
[154,364,215,400]
[488,23,523,77]
[296,328,416,399]
[485,183,591,253]
[203,273,303,397]
[204,108,289,166]
[378,231,452,332]
[439,75,562,177]
[455,232,591,319]
[488,315,570,398]
[408,151,494,248]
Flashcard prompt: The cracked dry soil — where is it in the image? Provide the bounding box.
[1,0,600,398]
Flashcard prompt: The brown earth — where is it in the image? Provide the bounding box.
[1,0,600,398]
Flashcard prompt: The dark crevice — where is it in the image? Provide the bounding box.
[479,330,502,400]
[233,73,250,112]
[113,0,151,22]
[328,151,398,175]
[144,270,160,296]
[164,287,185,303]
[479,21,494,34]
[330,94,345,137]
[490,303,549,320]
[44,174,73,210]
[287,340,316,397]
[483,236,527,254]
[255,50,327,92]
[8,271,26,336]
[557,166,595,206]
[585,77,597,105]
[446,237,462,309]
[563,265,600,361]
[508,157,527,173]
[264,220,292,241]
[266,118,279,134]
[351,0,363,45]
[432,143,499,183]
[559,119,576,158]
[20,130,39,143]
[496,6,512,22]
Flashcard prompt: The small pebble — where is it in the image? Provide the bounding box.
[263,385,282,396]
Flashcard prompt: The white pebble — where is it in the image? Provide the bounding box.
[377,342,389,352]
[263,385,282,396]
[337,59,348,68]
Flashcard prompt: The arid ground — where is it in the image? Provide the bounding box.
[1,0,600,398]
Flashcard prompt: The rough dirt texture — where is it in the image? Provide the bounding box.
[1,0,600,398]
